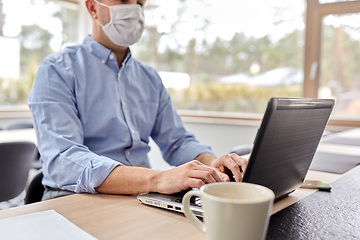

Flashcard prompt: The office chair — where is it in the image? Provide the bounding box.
[229,144,253,156]
[24,169,44,204]
[30,151,42,170]
[0,142,38,202]
[6,120,42,170]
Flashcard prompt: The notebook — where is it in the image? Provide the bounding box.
[137,98,335,217]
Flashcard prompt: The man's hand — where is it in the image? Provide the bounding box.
[209,153,248,182]
[196,152,248,182]
[152,160,228,194]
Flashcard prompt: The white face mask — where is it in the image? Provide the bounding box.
[94,0,145,47]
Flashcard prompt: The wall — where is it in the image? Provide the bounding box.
[0,109,32,130]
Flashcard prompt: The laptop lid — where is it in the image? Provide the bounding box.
[242,97,334,200]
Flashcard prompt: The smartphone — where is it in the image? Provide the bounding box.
[300,180,331,191]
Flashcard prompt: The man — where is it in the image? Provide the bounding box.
[28,0,247,200]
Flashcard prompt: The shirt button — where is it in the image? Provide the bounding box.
[118,73,121,78]
[101,59,105,63]
[110,54,114,59]
[127,151,130,156]
[122,101,126,106]
[131,129,135,134]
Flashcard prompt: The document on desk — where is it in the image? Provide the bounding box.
[0,209,97,240]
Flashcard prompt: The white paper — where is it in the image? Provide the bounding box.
[0,209,97,240]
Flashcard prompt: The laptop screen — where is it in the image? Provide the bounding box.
[242,98,334,200]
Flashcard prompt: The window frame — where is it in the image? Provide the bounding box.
[303,0,360,127]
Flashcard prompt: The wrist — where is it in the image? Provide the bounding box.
[195,152,217,167]
[147,169,161,193]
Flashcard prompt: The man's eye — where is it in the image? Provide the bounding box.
[137,2,143,7]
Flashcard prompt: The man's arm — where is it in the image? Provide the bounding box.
[29,59,120,193]
[96,152,249,195]
[95,160,228,195]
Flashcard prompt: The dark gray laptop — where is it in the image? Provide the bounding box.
[138,98,335,217]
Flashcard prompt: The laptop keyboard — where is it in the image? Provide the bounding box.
[174,196,202,207]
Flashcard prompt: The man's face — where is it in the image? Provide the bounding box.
[96,0,146,26]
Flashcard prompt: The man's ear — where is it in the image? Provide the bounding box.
[85,0,98,19]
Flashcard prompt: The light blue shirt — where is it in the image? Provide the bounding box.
[28,35,214,193]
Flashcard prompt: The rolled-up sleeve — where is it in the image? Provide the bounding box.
[150,74,215,166]
[28,59,120,193]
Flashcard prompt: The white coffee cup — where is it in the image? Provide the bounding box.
[182,182,274,240]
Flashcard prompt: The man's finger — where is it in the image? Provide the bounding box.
[189,170,217,184]
[218,171,230,182]
[230,153,248,172]
[192,164,224,183]
[184,178,206,189]
[224,154,243,182]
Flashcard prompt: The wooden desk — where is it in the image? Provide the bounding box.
[0,165,358,240]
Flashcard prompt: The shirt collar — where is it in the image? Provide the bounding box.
[82,35,133,66]
[83,35,112,64]
[122,48,132,67]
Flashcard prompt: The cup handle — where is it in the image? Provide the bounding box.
[182,190,206,233]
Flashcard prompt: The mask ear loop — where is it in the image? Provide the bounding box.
[93,0,110,8]
[93,0,110,28]
[96,20,105,28]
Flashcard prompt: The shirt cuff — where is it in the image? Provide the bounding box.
[76,156,122,193]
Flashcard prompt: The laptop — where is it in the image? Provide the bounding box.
[138,97,335,217]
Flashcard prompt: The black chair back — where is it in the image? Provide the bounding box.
[24,170,44,204]
[0,142,38,202]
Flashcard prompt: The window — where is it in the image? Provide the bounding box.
[1,0,359,127]
[132,0,306,114]
[0,0,79,105]
[320,13,360,117]
[304,0,360,126]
